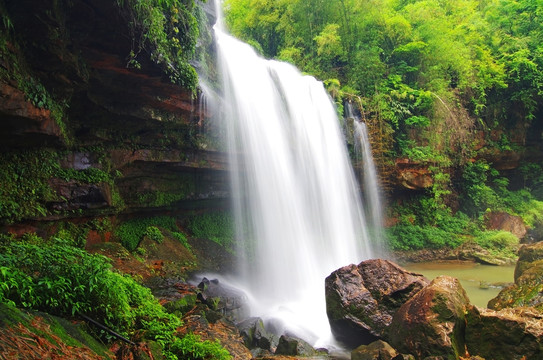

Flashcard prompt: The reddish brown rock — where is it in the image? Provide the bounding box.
[484,211,527,239]
[0,82,64,146]
[351,340,399,360]
[325,259,429,347]
[398,168,433,190]
[388,276,470,359]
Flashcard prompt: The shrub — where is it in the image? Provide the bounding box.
[165,333,231,360]
[145,226,164,244]
[474,230,519,259]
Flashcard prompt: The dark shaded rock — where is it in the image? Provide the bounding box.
[325,259,429,347]
[236,317,272,350]
[489,242,543,311]
[522,226,543,244]
[48,178,112,212]
[484,211,527,239]
[194,277,250,323]
[388,276,470,359]
[274,335,316,357]
[351,340,398,360]
[465,306,543,360]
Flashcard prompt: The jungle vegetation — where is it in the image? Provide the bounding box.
[223,0,543,252]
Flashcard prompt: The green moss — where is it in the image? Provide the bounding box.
[187,211,235,249]
[115,215,180,251]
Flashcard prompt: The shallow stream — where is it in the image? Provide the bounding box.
[403,261,515,308]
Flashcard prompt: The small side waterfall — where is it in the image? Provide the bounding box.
[347,103,385,245]
[209,0,380,347]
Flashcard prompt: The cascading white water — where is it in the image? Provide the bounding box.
[347,103,385,244]
[212,0,377,347]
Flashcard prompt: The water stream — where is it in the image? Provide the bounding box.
[346,103,385,244]
[211,0,379,347]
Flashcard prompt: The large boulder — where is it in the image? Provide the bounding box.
[325,259,429,347]
[236,317,273,351]
[484,211,527,239]
[489,242,543,311]
[388,276,470,359]
[466,306,543,360]
[196,277,250,323]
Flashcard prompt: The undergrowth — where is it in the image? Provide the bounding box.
[0,232,231,360]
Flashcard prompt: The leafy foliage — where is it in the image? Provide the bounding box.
[115,0,201,92]
[0,233,231,359]
[165,333,231,360]
[0,149,123,224]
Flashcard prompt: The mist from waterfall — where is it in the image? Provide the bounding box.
[347,103,386,245]
[209,0,380,346]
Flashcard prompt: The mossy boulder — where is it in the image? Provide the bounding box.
[387,276,470,359]
[489,242,543,311]
[325,259,429,347]
[466,306,543,360]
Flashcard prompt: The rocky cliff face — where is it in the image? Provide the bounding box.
[0,0,226,231]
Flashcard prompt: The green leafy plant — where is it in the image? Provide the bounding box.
[0,233,231,359]
[165,333,231,360]
[115,0,200,93]
[145,226,164,244]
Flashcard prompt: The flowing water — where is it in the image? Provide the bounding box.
[347,103,385,243]
[212,0,378,347]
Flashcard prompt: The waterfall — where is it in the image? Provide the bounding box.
[347,103,385,245]
[209,0,379,347]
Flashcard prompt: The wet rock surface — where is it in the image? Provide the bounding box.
[195,277,250,323]
[325,259,429,347]
[387,276,470,359]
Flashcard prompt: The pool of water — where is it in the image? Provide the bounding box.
[402,261,515,308]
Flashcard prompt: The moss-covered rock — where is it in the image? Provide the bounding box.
[387,276,470,359]
[465,306,543,360]
[489,242,543,311]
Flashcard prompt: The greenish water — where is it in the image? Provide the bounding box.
[403,261,515,308]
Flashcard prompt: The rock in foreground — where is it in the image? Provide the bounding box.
[325,259,429,347]
[388,276,470,359]
[466,306,543,360]
[489,242,543,311]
